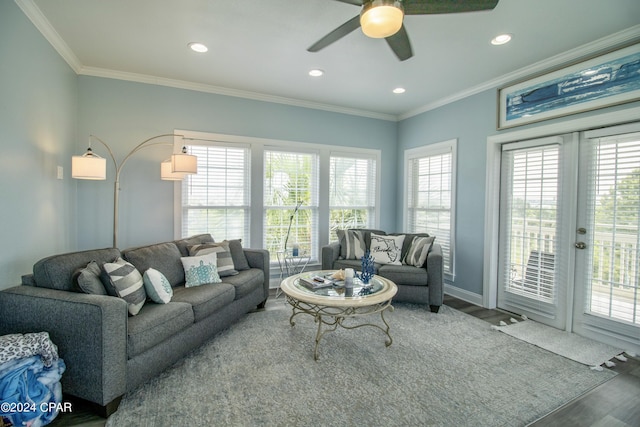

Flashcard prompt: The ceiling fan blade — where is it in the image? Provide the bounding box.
[307,15,361,52]
[385,24,413,61]
[331,0,363,5]
[403,0,499,15]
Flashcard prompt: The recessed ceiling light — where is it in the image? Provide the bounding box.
[491,34,512,46]
[309,69,324,77]
[393,87,406,94]
[188,42,208,53]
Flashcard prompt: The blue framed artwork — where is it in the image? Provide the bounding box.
[498,42,640,129]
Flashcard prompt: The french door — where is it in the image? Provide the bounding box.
[497,123,640,352]
[573,124,640,350]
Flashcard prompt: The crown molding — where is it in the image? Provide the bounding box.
[78,66,398,122]
[16,0,639,124]
[15,0,82,73]
[399,25,640,121]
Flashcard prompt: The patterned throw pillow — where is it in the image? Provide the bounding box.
[103,257,146,316]
[75,260,107,295]
[180,252,222,288]
[370,233,405,265]
[188,241,239,277]
[402,236,435,268]
[336,229,367,260]
[143,268,173,304]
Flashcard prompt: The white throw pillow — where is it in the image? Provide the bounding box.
[143,268,173,304]
[180,252,222,288]
[369,233,405,265]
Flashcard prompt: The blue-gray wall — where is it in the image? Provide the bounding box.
[398,91,496,296]
[76,76,398,250]
[0,1,78,290]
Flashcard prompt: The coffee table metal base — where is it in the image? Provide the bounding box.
[285,295,394,360]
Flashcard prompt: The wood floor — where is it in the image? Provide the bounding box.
[47,293,639,427]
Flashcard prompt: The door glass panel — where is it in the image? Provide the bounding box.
[502,145,560,303]
[585,134,640,325]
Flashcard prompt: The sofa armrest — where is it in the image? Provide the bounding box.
[243,248,270,302]
[0,286,128,406]
[322,242,341,270]
[426,243,444,307]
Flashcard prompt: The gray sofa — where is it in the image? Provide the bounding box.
[322,229,443,313]
[0,234,269,416]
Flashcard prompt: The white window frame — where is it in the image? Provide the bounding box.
[177,139,252,243]
[174,130,381,268]
[403,139,457,281]
[328,150,379,242]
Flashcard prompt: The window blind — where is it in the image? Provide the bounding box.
[406,148,453,274]
[585,132,640,325]
[500,143,561,305]
[264,149,319,262]
[329,153,377,241]
[181,144,250,241]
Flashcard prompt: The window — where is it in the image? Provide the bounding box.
[404,140,456,277]
[180,143,250,242]
[328,153,377,242]
[264,149,319,262]
[176,131,380,268]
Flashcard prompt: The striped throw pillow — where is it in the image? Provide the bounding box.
[337,229,367,260]
[103,257,146,315]
[402,236,435,268]
[188,241,239,277]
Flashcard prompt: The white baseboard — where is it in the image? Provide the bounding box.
[445,284,484,307]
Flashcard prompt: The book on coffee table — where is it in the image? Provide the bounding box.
[299,275,335,290]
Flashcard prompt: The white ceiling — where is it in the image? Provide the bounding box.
[20,0,640,120]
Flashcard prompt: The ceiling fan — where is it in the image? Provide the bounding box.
[308,0,499,61]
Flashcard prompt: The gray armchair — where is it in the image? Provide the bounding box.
[321,230,444,313]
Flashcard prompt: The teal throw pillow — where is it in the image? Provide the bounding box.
[143,268,173,304]
[181,252,222,288]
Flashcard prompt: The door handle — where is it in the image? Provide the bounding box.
[575,242,586,249]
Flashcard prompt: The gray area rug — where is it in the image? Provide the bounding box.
[495,319,625,367]
[106,303,616,427]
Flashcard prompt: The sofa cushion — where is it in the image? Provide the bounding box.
[123,242,185,287]
[143,268,173,304]
[370,233,405,265]
[75,261,107,295]
[32,247,121,291]
[127,301,193,358]
[171,283,235,322]
[174,234,214,257]
[181,253,222,288]
[227,239,250,271]
[188,241,238,277]
[103,258,147,316]
[378,264,429,287]
[219,268,264,300]
[402,235,435,268]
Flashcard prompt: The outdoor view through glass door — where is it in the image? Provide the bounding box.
[573,127,640,350]
[497,137,570,330]
[497,124,640,352]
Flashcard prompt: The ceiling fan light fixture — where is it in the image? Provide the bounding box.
[360,0,404,39]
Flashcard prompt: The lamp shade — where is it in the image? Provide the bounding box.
[161,159,187,180]
[171,152,197,174]
[72,151,107,180]
[360,0,404,39]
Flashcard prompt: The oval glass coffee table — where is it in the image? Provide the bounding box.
[280,270,398,360]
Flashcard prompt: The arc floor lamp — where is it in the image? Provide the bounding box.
[71,133,197,248]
